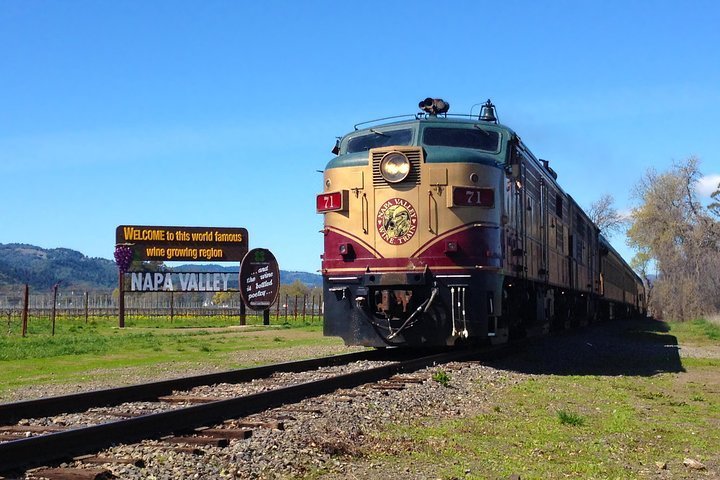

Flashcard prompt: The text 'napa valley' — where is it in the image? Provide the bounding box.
[129,272,233,292]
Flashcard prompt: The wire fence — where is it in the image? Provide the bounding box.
[0,285,324,336]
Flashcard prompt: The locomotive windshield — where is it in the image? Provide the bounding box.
[346,128,412,153]
[423,127,500,152]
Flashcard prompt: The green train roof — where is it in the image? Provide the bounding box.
[326,115,517,169]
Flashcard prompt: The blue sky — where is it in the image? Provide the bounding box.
[1,1,719,272]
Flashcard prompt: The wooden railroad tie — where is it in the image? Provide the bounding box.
[156,395,225,404]
[274,407,324,414]
[371,383,406,391]
[388,375,427,384]
[28,467,115,480]
[195,427,253,440]
[225,419,285,430]
[240,420,284,430]
[163,436,229,448]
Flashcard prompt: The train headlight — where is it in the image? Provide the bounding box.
[380,152,411,183]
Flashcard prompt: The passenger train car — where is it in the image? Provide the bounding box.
[316,98,645,347]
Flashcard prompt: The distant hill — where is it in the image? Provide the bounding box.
[0,243,117,290]
[0,244,322,291]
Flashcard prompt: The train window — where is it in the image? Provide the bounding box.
[422,127,500,152]
[346,129,413,153]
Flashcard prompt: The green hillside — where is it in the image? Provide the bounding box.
[0,244,117,290]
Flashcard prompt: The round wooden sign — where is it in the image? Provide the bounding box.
[239,248,280,309]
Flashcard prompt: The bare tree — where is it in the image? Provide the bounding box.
[587,194,627,236]
[626,156,720,320]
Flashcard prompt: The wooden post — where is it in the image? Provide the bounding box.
[21,284,29,337]
[170,291,174,323]
[118,271,125,328]
[302,294,307,321]
[284,295,289,322]
[263,308,270,325]
[293,295,298,320]
[310,295,315,321]
[51,283,58,336]
[239,301,246,326]
[84,291,89,324]
[275,296,280,322]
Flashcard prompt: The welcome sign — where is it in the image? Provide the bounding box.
[116,225,248,262]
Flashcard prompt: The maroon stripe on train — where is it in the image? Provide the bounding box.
[321,227,503,272]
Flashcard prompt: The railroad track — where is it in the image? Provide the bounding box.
[0,347,494,477]
[0,350,382,424]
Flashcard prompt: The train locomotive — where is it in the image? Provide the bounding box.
[316,98,645,347]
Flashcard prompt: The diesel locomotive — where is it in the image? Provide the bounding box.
[317,98,645,347]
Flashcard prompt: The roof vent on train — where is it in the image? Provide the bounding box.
[478,99,498,123]
[418,97,450,116]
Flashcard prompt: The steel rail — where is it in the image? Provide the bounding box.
[0,348,484,474]
[0,350,389,425]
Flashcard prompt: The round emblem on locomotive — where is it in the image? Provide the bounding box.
[376,198,418,245]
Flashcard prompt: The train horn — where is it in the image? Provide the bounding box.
[418,97,450,115]
[478,99,497,123]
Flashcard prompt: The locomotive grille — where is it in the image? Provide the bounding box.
[372,148,423,187]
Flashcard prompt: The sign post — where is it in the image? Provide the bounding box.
[239,248,280,326]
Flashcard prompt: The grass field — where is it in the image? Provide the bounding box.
[0,314,347,399]
[352,317,720,480]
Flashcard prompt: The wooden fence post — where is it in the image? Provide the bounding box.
[84,291,89,324]
[275,296,280,322]
[284,295,289,322]
[51,283,58,336]
[293,296,298,320]
[302,294,307,321]
[118,271,125,328]
[239,301,246,326]
[22,284,29,337]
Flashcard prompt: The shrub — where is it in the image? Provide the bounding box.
[432,369,451,387]
[557,409,585,426]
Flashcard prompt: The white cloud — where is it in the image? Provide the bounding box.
[618,208,633,221]
[697,174,720,197]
